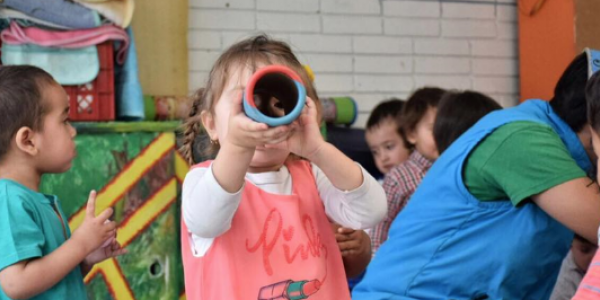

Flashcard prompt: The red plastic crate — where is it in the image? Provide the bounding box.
[64,41,115,121]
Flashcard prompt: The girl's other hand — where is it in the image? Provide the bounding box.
[225,91,295,151]
[266,97,326,160]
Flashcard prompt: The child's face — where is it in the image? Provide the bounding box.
[206,65,291,170]
[407,107,438,160]
[572,237,597,272]
[366,119,410,174]
[34,84,77,173]
[591,127,600,180]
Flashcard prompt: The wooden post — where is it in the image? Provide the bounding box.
[131,0,188,96]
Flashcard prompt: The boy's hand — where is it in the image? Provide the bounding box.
[72,191,117,254]
[84,236,128,266]
[332,224,370,257]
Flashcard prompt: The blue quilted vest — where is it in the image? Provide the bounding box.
[353,100,592,300]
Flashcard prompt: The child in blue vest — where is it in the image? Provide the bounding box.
[0,66,127,299]
[354,52,600,300]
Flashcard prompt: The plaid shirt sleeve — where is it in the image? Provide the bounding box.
[371,169,412,255]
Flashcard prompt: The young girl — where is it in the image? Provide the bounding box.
[179,35,387,300]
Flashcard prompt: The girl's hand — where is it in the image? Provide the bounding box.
[268,97,326,160]
[224,91,295,151]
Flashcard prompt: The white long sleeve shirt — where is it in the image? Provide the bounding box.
[182,162,387,256]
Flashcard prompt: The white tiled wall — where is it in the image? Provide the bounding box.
[188,0,519,128]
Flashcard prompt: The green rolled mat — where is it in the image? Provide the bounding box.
[320,122,327,140]
[143,95,193,121]
[144,95,157,121]
[321,96,358,126]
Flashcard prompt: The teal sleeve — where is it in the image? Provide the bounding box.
[465,122,588,205]
[0,192,44,272]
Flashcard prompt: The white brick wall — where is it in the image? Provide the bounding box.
[383,1,440,18]
[188,0,519,128]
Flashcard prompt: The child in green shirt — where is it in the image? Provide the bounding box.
[0,66,127,299]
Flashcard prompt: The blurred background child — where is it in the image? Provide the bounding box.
[370,87,445,256]
[433,90,502,154]
[365,98,410,179]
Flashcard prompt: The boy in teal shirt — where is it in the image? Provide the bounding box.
[0,66,127,299]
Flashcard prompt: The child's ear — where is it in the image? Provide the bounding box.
[14,127,38,156]
[406,129,418,146]
[200,111,218,141]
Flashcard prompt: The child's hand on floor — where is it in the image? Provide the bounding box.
[331,223,371,258]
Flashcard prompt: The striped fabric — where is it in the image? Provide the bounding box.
[573,250,600,300]
[371,150,433,255]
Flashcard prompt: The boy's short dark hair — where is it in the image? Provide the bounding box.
[0,65,55,160]
[433,90,502,154]
[550,53,589,133]
[366,98,405,131]
[400,87,445,147]
[586,71,600,133]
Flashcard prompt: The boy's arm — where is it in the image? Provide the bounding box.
[331,223,372,278]
[80,237,127,277]
[0,191,117,299]
[341,230,372,278]
[0,237,89,299]
[533,177,600,244]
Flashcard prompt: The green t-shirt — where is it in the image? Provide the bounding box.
[464,121,588,206]
[0,179,88,300]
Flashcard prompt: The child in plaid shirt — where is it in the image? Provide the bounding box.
[371,87,444,255]
[365,98,410,180]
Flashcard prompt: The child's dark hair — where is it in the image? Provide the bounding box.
[180,35,320,165]
[574,234,594,244]
[400,87,445,148]
[366,98,405,131]
[551,53,589,133]
[433,90,502,154]
[587,71,600,133]
[0,65,55,160]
